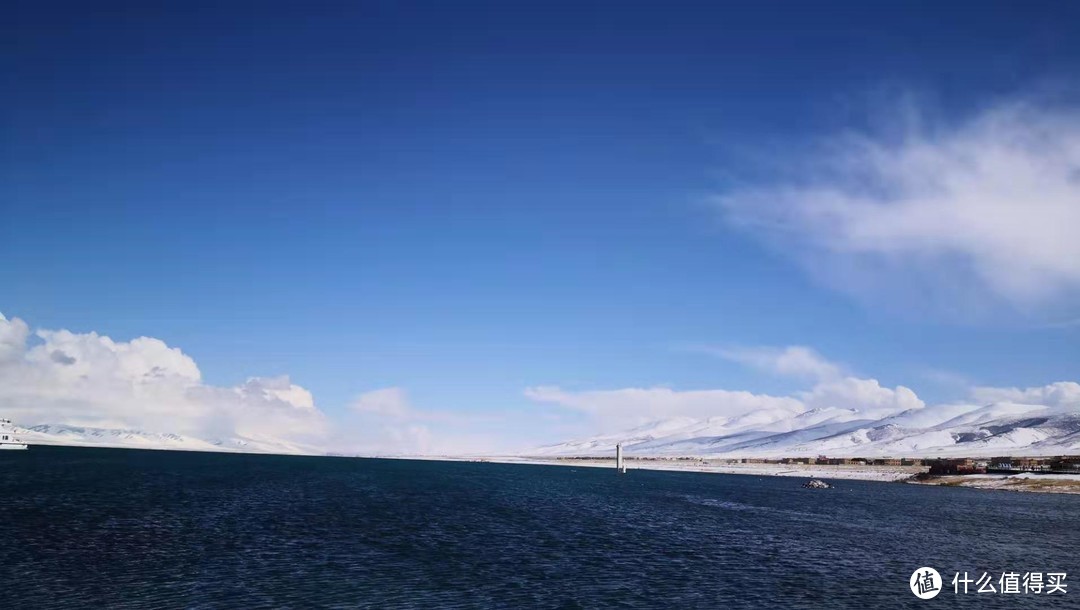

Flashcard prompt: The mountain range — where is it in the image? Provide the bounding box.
[15,424,319,456]
[535,401,1080,458]
[13,398,1080,460]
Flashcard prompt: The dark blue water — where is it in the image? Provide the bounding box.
[1,447,1077,609]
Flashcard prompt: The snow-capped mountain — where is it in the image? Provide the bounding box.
[17,424,320,455]
[536,402,1080,458]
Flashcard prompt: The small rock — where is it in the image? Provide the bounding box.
[803,479,833,489]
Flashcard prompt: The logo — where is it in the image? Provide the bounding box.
[911,567,942,599]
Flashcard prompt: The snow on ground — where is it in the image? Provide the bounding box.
[17,424,319,455]
[536,403,1080,459]
[909,472,1080,494]
[487,457,922,482]
[480,456,1080,493]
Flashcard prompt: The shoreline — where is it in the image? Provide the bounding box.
[478,456,1080,494]
[15,445,1080,495]
[906,472,1080,494]
[489,456,922,481]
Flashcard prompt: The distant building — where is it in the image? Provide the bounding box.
[990,456,1014,471]
[927,458,984,475]
[1051,456,1080,472]
[989,456,1053,473]
[825,458,866,465]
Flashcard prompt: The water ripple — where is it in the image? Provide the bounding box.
[1,448,1076,609]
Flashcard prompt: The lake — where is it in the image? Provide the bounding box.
[1,446,1076,608]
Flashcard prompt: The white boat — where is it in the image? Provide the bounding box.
[0,419,28,450]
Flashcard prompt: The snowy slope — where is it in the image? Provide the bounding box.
[17,424,320,455]
[537,404,1080,458]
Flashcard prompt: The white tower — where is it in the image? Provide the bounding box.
[616,443,626,474]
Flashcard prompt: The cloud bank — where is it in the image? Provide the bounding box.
[714,98,1080,320]
[346,387,436,454]
[5,310,1075,456]
[524,385,808,425]
[0,313,553,456]
[526,377,923,428]
[970,381,1080,409]
[344,387,551,456]
[526,346,925,428]
[707,345,844,381]
[0,312,327,448]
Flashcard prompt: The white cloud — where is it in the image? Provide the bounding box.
[6,312,1074,456]
[525,379,922,428]
[349,387,413,418]
[242,376,316,410]
[527,341,1079,444]
[527,345,924,429]
[524,385,806,426]
[343,387,544,456]
[0,313,327,447]
[799,377,923,417]
[969,381,1080,408]
[709,345,843,381]
[527,377,1080,444]
[0,313,551,457]
[0,313,30,362]
[714,98,1080,318]
[344,387,439,454]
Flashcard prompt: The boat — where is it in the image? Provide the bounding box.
[0,419,28,450]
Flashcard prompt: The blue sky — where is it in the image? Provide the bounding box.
[3,1,1079,452]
